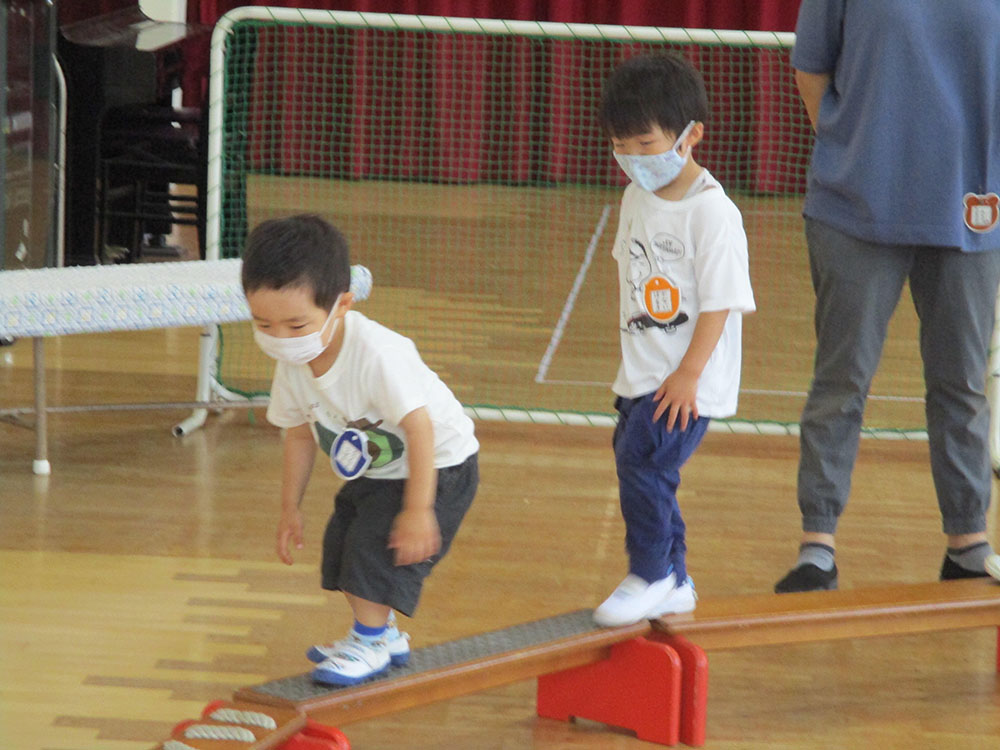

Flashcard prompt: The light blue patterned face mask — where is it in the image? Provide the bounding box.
[614,121,696,192]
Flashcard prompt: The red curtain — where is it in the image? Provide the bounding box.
[186,1,803,190]
[188,1,799,31]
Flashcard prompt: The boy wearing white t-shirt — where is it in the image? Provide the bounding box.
[241,215,479,685]
[593,54,755,627]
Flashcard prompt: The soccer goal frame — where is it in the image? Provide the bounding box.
[190,6,1000,474]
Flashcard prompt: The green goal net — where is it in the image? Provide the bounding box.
[206,9,927,434]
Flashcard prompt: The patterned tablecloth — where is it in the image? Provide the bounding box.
[0,259,251,337]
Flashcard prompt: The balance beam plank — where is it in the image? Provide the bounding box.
[652,577,1000,650]
[234,610,649,727]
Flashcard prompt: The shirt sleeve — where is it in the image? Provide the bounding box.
[692,198,756,315]
[265,362,310,429]
[366,340,431,426]
[790,0,845,74]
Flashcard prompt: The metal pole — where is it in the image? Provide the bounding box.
[32,336,51,474]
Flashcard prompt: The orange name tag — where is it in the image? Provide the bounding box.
[642,275,681,322]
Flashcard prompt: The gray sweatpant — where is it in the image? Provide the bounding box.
[798,218,1000,535]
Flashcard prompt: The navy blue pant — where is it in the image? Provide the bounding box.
[613,394,709,584]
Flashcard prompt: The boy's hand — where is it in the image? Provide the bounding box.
[389,508,441,566]
[653,368,699,431]
[276,508,305,565]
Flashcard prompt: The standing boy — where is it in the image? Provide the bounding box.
[593,54,756,627]
[242,214,479,684]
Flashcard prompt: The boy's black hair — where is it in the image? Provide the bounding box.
[241,214,351,311]
[598,53,709,139]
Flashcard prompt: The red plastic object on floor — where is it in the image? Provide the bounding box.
[536,636,683,746]
[167,701,351,750]
[279,719,351,750]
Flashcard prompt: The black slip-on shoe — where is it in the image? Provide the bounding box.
[774,563,838,593]
[939,554,991,581]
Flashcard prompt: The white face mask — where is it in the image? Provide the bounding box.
[253,295,342,365]
[614,120,696,193]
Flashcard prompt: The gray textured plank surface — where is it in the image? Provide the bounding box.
[249,609,601,702]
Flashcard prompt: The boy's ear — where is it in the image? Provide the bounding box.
[338,292,356,311]
[683,122,705,153]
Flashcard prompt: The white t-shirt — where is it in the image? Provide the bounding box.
[612,170,756,417]
[266,311,479,479]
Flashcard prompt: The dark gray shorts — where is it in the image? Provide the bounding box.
[321,452,478,616]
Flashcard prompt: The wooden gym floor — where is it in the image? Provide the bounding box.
[1,185,996,748]
[214,179,929,430]
[2,325,1000,750]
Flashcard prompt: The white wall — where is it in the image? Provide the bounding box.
[140,0,186,23]
[137,0,189,105]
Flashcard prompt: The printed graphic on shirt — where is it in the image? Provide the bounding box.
[623,237,689,333]
[331,428,372,479]
[963,192,1000,234]
[316,418,406,471]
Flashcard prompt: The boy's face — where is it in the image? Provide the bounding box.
[611,123,692,158]
[247,285,337,339]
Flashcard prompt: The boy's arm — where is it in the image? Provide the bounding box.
[389,406,441,566]
[652,309,730,430]
[276,422,317,565]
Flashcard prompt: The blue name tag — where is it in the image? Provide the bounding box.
[332,428,373,480]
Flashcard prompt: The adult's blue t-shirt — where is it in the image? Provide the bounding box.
[792,0,1000,251]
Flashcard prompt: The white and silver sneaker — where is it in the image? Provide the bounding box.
[651,575,697,617]
[593,573,681,627]
[311,635,391,686]
[307,613,411,666]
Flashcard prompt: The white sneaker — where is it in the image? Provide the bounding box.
[311,635,391,686]
[593,573,680,627]
[650,575,697,616]
[985,554,1000,582]
[307,613,411,666]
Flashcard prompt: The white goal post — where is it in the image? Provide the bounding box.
[194,6,1000,475]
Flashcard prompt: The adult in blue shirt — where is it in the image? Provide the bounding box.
[775,0,1000,592]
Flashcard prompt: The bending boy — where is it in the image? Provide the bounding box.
[242,215,479,684]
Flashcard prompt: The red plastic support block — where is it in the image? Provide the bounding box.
[279,719,351,750]
[652,633,709,747]
[536,636,682,746]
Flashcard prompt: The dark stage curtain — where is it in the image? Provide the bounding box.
[58,0,141,25]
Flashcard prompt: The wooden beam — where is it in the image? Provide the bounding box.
[234,611,650,727]
[652,578,1000,650]
[231,580,1000,734]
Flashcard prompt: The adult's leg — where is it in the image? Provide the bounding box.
[909,247,1000,536]
[797,219,912,534]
